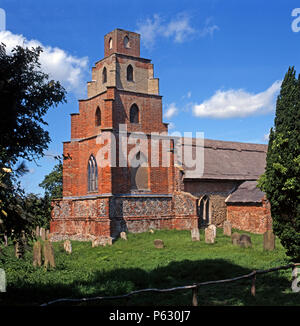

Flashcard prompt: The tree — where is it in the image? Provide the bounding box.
[0,43,66,242]
[258,66,300,261]
[39,162,63,200]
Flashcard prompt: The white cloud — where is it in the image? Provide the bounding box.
[193,80,282,119]
[0,30,89,96]
[136,13,199,48]
[168,122,176,130]
[263,133,270,142]
[199,17,219,37]
[164,103,179,119]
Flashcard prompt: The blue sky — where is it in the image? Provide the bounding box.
[1,0,300,195]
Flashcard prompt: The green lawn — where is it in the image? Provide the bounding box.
[0,228,299,306]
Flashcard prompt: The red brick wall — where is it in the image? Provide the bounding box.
[226,199,272,234]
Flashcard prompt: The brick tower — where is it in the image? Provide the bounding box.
[50,29,196,241]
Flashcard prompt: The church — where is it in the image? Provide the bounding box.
[50,29,272,242]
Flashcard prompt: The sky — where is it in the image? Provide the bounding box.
[1,0,300,195]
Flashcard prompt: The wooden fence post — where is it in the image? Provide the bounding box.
[192,287,198,306]
[251,272,256,297]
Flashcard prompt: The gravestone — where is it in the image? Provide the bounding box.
[35,226,40,238]
[0,268,6,293]
[223,221,232,236]
[33,241,42,267]
[205,228,215,244]
[208,224,217,238]
[263,230,275,251]
[191,228,200,241]
[92,236,113,247]
[63,239,72,254]
[46,230,50,240]
[43,240,55,268]
[231,232,241,246]
[120,232,127,240]
[154,239,164,249]
[40,228,46,241]
[14,239,24,259]
[239,234,252,248]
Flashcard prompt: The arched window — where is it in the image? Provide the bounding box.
[130,104,139,123]
[109,38,113,49]
[88,155,98,192]
[102,67,107,84]
[197,195,210,228]
[95,107,101,126]
[127,64,133,81]
[124,36,130,48]
[130,152,148,190]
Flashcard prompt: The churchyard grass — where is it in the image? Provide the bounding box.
[0,229,298,306]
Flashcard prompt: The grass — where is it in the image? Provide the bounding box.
[0,228,299,306]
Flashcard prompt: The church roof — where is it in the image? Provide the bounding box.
[225,181,265,203]
[182,138,267,180]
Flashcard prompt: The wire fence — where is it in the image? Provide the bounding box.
[40,263,300,306]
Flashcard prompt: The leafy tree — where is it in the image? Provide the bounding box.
[0,43,66,242]
[258,66,300,261]
[39,162,63,200]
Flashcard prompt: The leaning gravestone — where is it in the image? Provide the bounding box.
[205,227,215,244]
[43,240,55,268]
[263,230,275,251]
[63,239,72,254]
[35,226,40,239]
[239,234,252,248]
[154,239,164,249]
[231,232,241,246]
[191,228,200,241]
[40,228,46,241]
[208,224,217,238]
[0,268,6,293]
[223,221,232,236]
[33,241,42,267]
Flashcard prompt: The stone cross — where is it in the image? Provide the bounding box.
[263,230,275,251]
[191,228,200,241]
[223,221,232,236]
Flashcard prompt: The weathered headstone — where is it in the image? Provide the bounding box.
[231,232,241,246]
[239,234,252,248]
[14,239,24,259]
[40,228,46,241]
[191,228,200,241]
[208,224,217,238]
[0,268,6,293]
[120,232,127,240]
[263,230,275,251]
[33,241,42,267]
[154,239,164,249]
[46,230,50,240]
[35,226,40,239]
[223,221,232,236]
[43,240,55,268]
[92,236,113,247]
[205,227,215,244]
[63,239,72,254]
